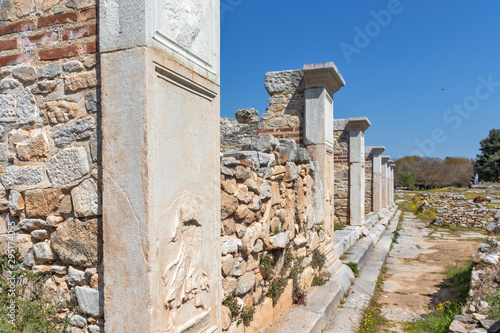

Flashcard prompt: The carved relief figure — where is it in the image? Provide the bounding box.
[161,191,212,333]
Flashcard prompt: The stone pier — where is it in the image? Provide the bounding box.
[100,0,222,332]
[368,147,386,213]
[389,162,396,207]
[381,156,391,210]
[348,118,371,226]
[333,118,371,226]
[302,62,345,269]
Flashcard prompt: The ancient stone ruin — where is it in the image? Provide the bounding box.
[0,1,397,332]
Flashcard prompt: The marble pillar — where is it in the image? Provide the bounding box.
[100,0,221,331]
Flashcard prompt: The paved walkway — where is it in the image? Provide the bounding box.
[379,212,485,332]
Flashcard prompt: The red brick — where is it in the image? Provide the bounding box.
[276,127,294,133]
[0,53,35,67]
[80,8,97,21]
[38,12,78,28]
[82,41,96,54]
[62,24,96,41]
[20,32,58,47]
[0,20,35,36]
[38,45,78,60]
[257,129,276,133]
[0,39,18,51]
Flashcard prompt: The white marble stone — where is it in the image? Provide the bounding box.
[100,1,221,330]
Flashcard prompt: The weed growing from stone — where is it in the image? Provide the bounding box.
[487,293,500,319]
[222,296,240,319]
[0,251,73,333]
[259,254,273,280]
[334,221,346,231]
[240,306,255,327]
[346,262,359,276]
[274,226,281,235]
[267,275,288,305]
[275,175,283,184]
[311,249,325,271]
[311,274,327,286]
[391,230,400,244]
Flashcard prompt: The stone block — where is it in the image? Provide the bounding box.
[47,147,89,187]
[51,218,99,267]
[3,166,45,187]
[52,116,96,147]
[75,286,103,317]
[71,178,101,217]
[33,242,57,263]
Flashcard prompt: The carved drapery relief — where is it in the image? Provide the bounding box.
[160,191,215,333]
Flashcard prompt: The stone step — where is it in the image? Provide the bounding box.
[341,207,397,270]
[262,208,399,333]
[325,210,401,332]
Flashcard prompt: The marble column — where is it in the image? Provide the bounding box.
[386,159,394,208]
[390,163,396,206]
[370,147,385,212]
[348,118,371,226]
[303,62,345,271]
[100,0,221,331]
[381,156,390,210]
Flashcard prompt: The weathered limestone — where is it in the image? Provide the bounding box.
[381,156,391,209]
[387,160,394,208]
[389,163,395,207]
[369,147,386,212]
[302,62,345,270]
[348,118,371,226]
[100,0,221,332]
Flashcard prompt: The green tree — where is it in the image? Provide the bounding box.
[475,129,500,182]
[399,172,415,189]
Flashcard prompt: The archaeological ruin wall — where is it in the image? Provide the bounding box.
[0,0,398,331]
[0,0,102,330]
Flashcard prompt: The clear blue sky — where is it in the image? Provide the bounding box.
[220,0,500,160]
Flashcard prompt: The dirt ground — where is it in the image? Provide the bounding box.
[379,212,485,332]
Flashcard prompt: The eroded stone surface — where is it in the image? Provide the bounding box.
[51,218,99,267]
[47,147,89,187]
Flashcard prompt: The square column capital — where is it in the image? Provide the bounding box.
[303,62,345,95]
[348,117,371,132]
[381,156,391,164]
[369,146,385,155]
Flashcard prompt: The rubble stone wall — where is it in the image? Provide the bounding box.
[219,135,328,331]
[0,0,102,331]
[334,121,349,224]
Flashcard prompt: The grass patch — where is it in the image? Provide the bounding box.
[487,293,500,319]
[334,221,346,231]
[404,260,473,333]
[346,262,359,276]
[404,301,461,333]
[359,261,389,332]
[392,230,401,244]
[223,296,240,319]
